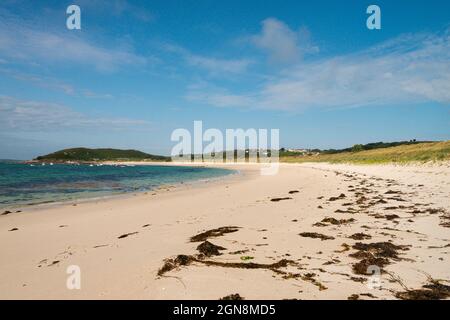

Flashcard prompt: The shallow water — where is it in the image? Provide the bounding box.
[0,161,234,209]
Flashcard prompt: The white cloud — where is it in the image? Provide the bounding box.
[0,11,148,71]
[0,96,150,131]
[163,43,252,75]
[186,55,253,74]
[188,30,450,111]
[251,18,318,64]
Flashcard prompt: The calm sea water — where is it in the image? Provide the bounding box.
[0,161,235,209]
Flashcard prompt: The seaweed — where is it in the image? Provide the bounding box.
[350,242,410,275]
[190,226,240,242]
[348,233,372,240]
[328,193,346,201]
[299,232,335,241]
[157,254,297,277]
[270,197,293,202]
[157,254,196,276]
[220,294,244,300]
[385,214,400,220]
[385,190,402,195]
[352,242,409,259]
[395,280,450,300]
[118,232,138,239]
[196,241,226,257]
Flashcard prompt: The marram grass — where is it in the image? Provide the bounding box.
[281,141,450,164]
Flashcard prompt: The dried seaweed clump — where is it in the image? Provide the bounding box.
[314,217,355,227]
[299,232,335,241]
[395,280,450,300]
[220,293,244,300]
[350,242,409,275]
[190,226,240,242]
[348,233,372,240]
[158,254,195,276]
[197,241,226,257]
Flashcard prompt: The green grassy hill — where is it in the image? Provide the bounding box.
[35,148,171,162]
[281,141,450,164]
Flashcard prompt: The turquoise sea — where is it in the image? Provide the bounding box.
[0,161,234,209]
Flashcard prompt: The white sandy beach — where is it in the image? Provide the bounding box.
[0,162,449,300]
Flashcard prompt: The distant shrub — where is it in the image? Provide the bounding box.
[351,144,364,152]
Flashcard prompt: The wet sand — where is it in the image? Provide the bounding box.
[0,162,449,299]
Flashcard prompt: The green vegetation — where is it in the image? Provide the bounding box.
[281,141,450,164]
[35,148,171,162]
[320,140,428,154]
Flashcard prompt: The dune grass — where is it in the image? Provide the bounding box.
[281,141,450,164]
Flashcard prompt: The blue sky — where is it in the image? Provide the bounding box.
[0,0,449,159]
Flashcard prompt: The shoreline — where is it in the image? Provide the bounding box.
[0,162,243,213]
[0,162,449,299]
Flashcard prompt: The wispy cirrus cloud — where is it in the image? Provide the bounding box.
[188,29,450,111]
[0,96,150,132]
[163,43,253,75]
[0,10,149,72]
[0,68,115,99]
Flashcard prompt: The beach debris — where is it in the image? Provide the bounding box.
[395,279,450,300]
[352,242,409,260]
[190,226,239,242]
[328,193,346,201]
[198,258,296,272]
[350,242,410,275]
[348,294,359,300]
[220,293,244,300]
[334,208,358,214]
[384,206,399,210]
[288,190,299,194]
[287,272,327,291]
[385,190,402,195]
[348,233,372,240]
[158,254,196,276]
[299,232,335,241]
[142,224,151,228]
[314,217,355,227]
[2,210,12,216]
[157,254,296,277]
[93,244,109,249]
[270,197,292,202]
[385,214,400,220]
[118,231,139,239]
[352,257,389,275]
[8,227,18,232]
[48,260,60,267]
[439,211,450,228]
[230,249,249,255]
[196,241,226,257]
[240,256,254,261]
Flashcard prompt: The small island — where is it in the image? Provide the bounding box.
[33,147,171,163]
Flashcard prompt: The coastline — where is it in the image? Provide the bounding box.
[0,162,449,299]
[0,162,241,213]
